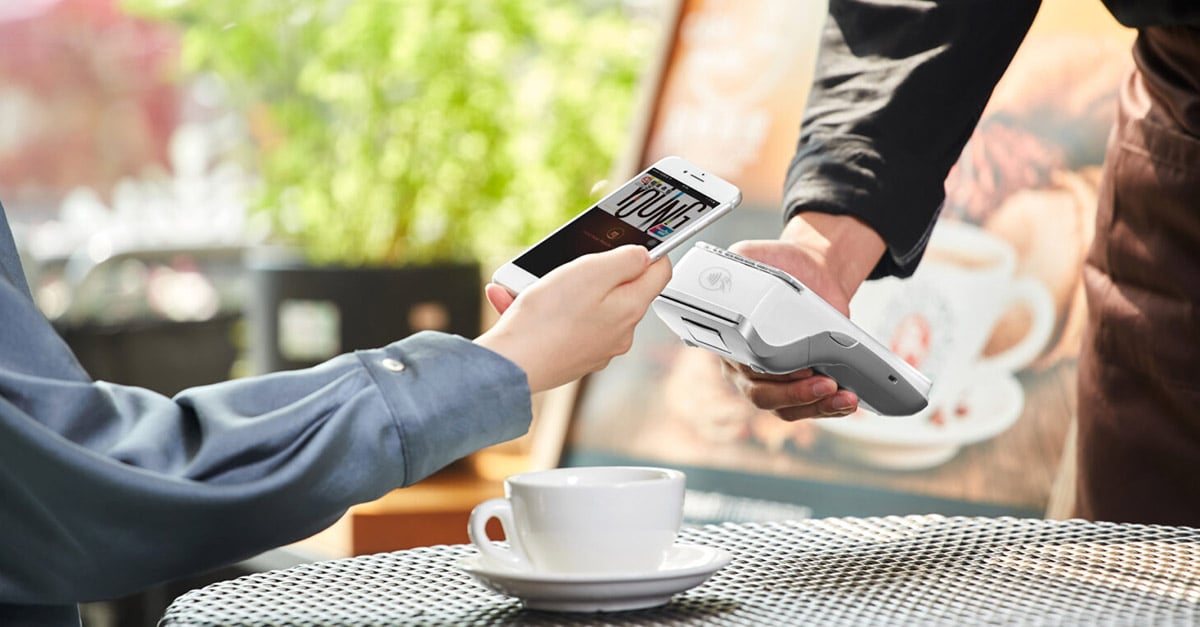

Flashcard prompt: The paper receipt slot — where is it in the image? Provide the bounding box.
[652,242,931,416]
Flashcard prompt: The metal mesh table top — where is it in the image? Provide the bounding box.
[160,515,1200,626]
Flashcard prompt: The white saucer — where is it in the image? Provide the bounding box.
[458,543,732,612]
[817,369,1025,470]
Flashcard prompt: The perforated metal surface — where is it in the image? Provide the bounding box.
[161,515,1200,626]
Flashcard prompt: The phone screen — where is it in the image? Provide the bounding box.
[512,167,720,278]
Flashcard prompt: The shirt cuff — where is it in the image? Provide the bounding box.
[356,331,532,485]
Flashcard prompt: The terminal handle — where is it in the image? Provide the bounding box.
[808,332,929,416]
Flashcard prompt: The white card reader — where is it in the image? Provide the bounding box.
[652,242,931,416]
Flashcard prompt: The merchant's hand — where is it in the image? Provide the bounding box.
[721,213,884,420]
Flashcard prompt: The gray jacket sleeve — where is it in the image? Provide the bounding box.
[0,205,532,605]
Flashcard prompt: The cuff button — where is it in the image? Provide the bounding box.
[381,358,406,372]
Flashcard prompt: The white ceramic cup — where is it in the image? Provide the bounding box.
[849,220,1055,417]
[467,466,686,574]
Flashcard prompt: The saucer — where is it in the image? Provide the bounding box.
[458,543,732,612]
[816,368,1025,470]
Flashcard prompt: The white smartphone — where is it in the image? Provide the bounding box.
[491,155,742,295]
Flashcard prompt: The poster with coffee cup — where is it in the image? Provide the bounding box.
[553,0,1134,521]
[819,220,1056,469]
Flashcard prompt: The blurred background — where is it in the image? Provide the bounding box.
[2,0,663,394]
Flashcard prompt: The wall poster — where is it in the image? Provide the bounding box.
[553,0,1136,522]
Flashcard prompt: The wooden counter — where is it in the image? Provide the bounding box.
[290,449,537,559]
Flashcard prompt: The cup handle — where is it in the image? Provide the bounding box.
[977,277,1056,373]
[468,497,531,571]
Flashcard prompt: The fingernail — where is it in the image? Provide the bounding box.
[831,396,855,411]
[813,380,837,397]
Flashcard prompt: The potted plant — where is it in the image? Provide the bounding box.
[125,0,656,371]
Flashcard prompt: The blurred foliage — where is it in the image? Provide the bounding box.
[122,0,658,265]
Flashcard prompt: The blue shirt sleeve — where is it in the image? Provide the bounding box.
[0,204,532,606]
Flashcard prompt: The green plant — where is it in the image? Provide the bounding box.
[123,0,656,266]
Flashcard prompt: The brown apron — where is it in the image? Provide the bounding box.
[1073,25,1200,525]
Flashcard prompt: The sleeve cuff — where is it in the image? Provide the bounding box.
[357,331,532,485]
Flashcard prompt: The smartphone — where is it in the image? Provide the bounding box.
[491,155,742,294]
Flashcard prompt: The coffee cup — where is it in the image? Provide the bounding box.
[849,219,1055,418]
[467,466,686,574]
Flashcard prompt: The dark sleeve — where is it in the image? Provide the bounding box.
[784,0,1041,278]
[1100,0,1200,27]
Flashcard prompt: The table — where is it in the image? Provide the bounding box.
[160,515,1200,625]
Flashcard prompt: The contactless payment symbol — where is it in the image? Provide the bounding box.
[699,267,732,293]
[649,224,674,237]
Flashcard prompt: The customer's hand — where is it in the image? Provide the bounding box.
[721,213,885,420]
[476,245,671,393]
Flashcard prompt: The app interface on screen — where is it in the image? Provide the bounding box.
[514,168,719,277]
